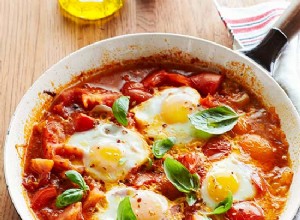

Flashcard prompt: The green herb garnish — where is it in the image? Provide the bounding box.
[117,197,137,220]
[56,188,84,208]
[189,106,239,135]
[112,96,130,126]
[65,170,89,191]
[55,170,89,208]
[163,157,200,206]
[152,137,176,158]
[211,192,233,214]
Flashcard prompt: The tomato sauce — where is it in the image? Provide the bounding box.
[22,63,292,220]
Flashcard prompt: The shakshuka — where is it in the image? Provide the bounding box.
[22,63,293,220]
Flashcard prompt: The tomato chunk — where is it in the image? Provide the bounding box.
[141,70,166,88]
[190,72,223,95]
[53,88,86,107]
[31,186,57,209]
[52,87,120,116]
[42,120,65,159]
[142,70,191,88]
[23,173,51,192]
[81,92,120,109]
[83,188,105,210]
[55,202,84,220]
[200,94,219,108]
[226,201,264,220]
[177,153,203,175]
[167,73,192,86]
[55,145,84,158]
[53,156,84,172]
[121,81,153,104]
[129,173,162,187]
[177,153,207,180]
[232,117,251,135]
[72,113,95,132]
[31,159,54,174]
[159,179,184,201]
[202,136,231,160]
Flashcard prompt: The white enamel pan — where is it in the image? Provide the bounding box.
[4,2,300,219]
[4,32,300,220]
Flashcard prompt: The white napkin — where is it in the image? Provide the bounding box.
[273,35,300,113]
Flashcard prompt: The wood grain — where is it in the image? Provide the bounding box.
[0,0,243,219]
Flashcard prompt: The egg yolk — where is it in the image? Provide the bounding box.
[161,95,191,124]
[89,146,122,164]
[207,174,239,202]
[86,146,123,181]
[98,146,122,162]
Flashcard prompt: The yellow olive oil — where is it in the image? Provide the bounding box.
[58,0,123,20]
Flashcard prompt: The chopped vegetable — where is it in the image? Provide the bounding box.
[112,96,130,126]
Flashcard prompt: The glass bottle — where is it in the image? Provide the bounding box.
[58,0,123,20]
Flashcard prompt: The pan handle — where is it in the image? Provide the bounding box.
[275,0,300,39]
[243,0,300,71]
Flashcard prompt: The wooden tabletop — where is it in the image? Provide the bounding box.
[0,0,270,219]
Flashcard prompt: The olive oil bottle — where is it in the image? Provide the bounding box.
[58,0,123,20]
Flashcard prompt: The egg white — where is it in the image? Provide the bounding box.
[132,87,203,145]
[97,187,170,220]
[201,155,256,209]
[67,122,150,182]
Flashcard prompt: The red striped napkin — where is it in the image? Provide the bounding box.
[215,2,300,218]
[214,1,289,50]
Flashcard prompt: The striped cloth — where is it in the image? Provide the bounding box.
[214,1,289,50]
[215,1,300,219]
[214,0,300,112]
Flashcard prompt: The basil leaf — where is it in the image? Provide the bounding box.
[192,127,214,140]
[56,188,83,208]
[189,106,239,135]
[212,192,233,214]
[65,170,89,191]
[163,158,200,193]
[152,137,176,158]
[186,191,197,206]
[112,96,130,126]
[117,197,137,220]
[191,173,200,189]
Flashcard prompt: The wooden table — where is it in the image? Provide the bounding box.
[0,0,273,219]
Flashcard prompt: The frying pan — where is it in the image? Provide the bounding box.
[4,1,300,220]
